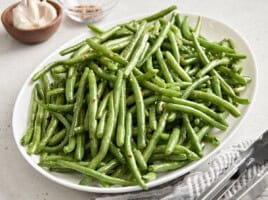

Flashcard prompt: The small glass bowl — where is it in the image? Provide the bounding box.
[58,0,118,23]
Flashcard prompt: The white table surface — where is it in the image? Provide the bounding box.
[1,0,268,199]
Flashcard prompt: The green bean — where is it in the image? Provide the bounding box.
[102,36,132,49]
[217,66,248,85]
[97,159,119,174]
[63,136,76,153]
[141,81,181,98]
[89,94,115,169]
[161,96,226,124]
[113,70,124,122]
[43,113,70,153]
[138,42,150,65]
[181,17,235,53]
[126,90,152,106]
[38,117,58,152]
[182,75,210,99]
[36,83,45,100]
[41,74,51,102]
[166,103,227,130]
[167,112,177,122]
[124,22,136,32]
[74,126,85,134]
[168,31,180,61]
[97,26,122,43]
[154,144,199,160]
[181,57,199,66]
[165,127,180,155]
[69,67,89,138]
[51,112,70,129]
[170,24,183,44]
[86,39,128,65]
[211,69,236,97]
[133,147,147,171]
[211,75,222,97]
[97,80,107,99]
[87,24,104,34]
[159,133,170,141]
[109,142,126,164]
[192,31,210,65]
[152,75,166,88]
[190,90,240,117]
[233,95,250,105]
[116,81,126,147]
[96,111,107,139]
[182,114,203,156]
[75,133,85,160]
[149,106,157,131]
[47,88,65,97]
[125,112,147,190]
[144,112,169,162]
[111,166,127,178]
[149,162,187,172]
[89,62,116,81]
[57,160,133,186]
[27,105,44,154]
[129,73,146,149]
[142,172,157,182]
[72,43,90,58]
[84,108,89,131]
[138,5,177,22]
[48,129,66,146]
[105,38,132,52]
[165,51,192,82]
[32,53,97,81]
[196,58,230,78]
[136,69,158,82]
[41,154,74,162]
[66,68,77,103]
[88,69,98,157]
[197,126,211,141]
[156,49,174,83]
[225,53,247,59]
[174,13,181,28]
[178,126,187,145]
[37,101,74,113]
[97,92,111,119]
[193,16,202,36]
[124,32,149,76]
[99,57,117,71]
[139,19,171,66]
[150,153,188,162]
[152,20,161,36]
[121,21,147,61]
[59,41,86,56]
[21,87,38,145]
[203,134,220,146]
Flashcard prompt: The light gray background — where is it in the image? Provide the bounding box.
[1,0,268,199]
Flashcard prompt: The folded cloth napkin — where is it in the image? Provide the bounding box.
[93,140,267,200]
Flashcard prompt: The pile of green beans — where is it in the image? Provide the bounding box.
[21,5,251,189]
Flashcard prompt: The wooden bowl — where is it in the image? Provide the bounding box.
[1,1,63,44]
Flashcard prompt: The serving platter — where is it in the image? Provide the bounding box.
[12,13,257,193]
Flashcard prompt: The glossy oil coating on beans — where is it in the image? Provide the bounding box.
[22,5,251,190]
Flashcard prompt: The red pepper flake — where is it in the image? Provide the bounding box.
[68,5,103,20]
[93,98,96,103]
[127,154,132,158]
